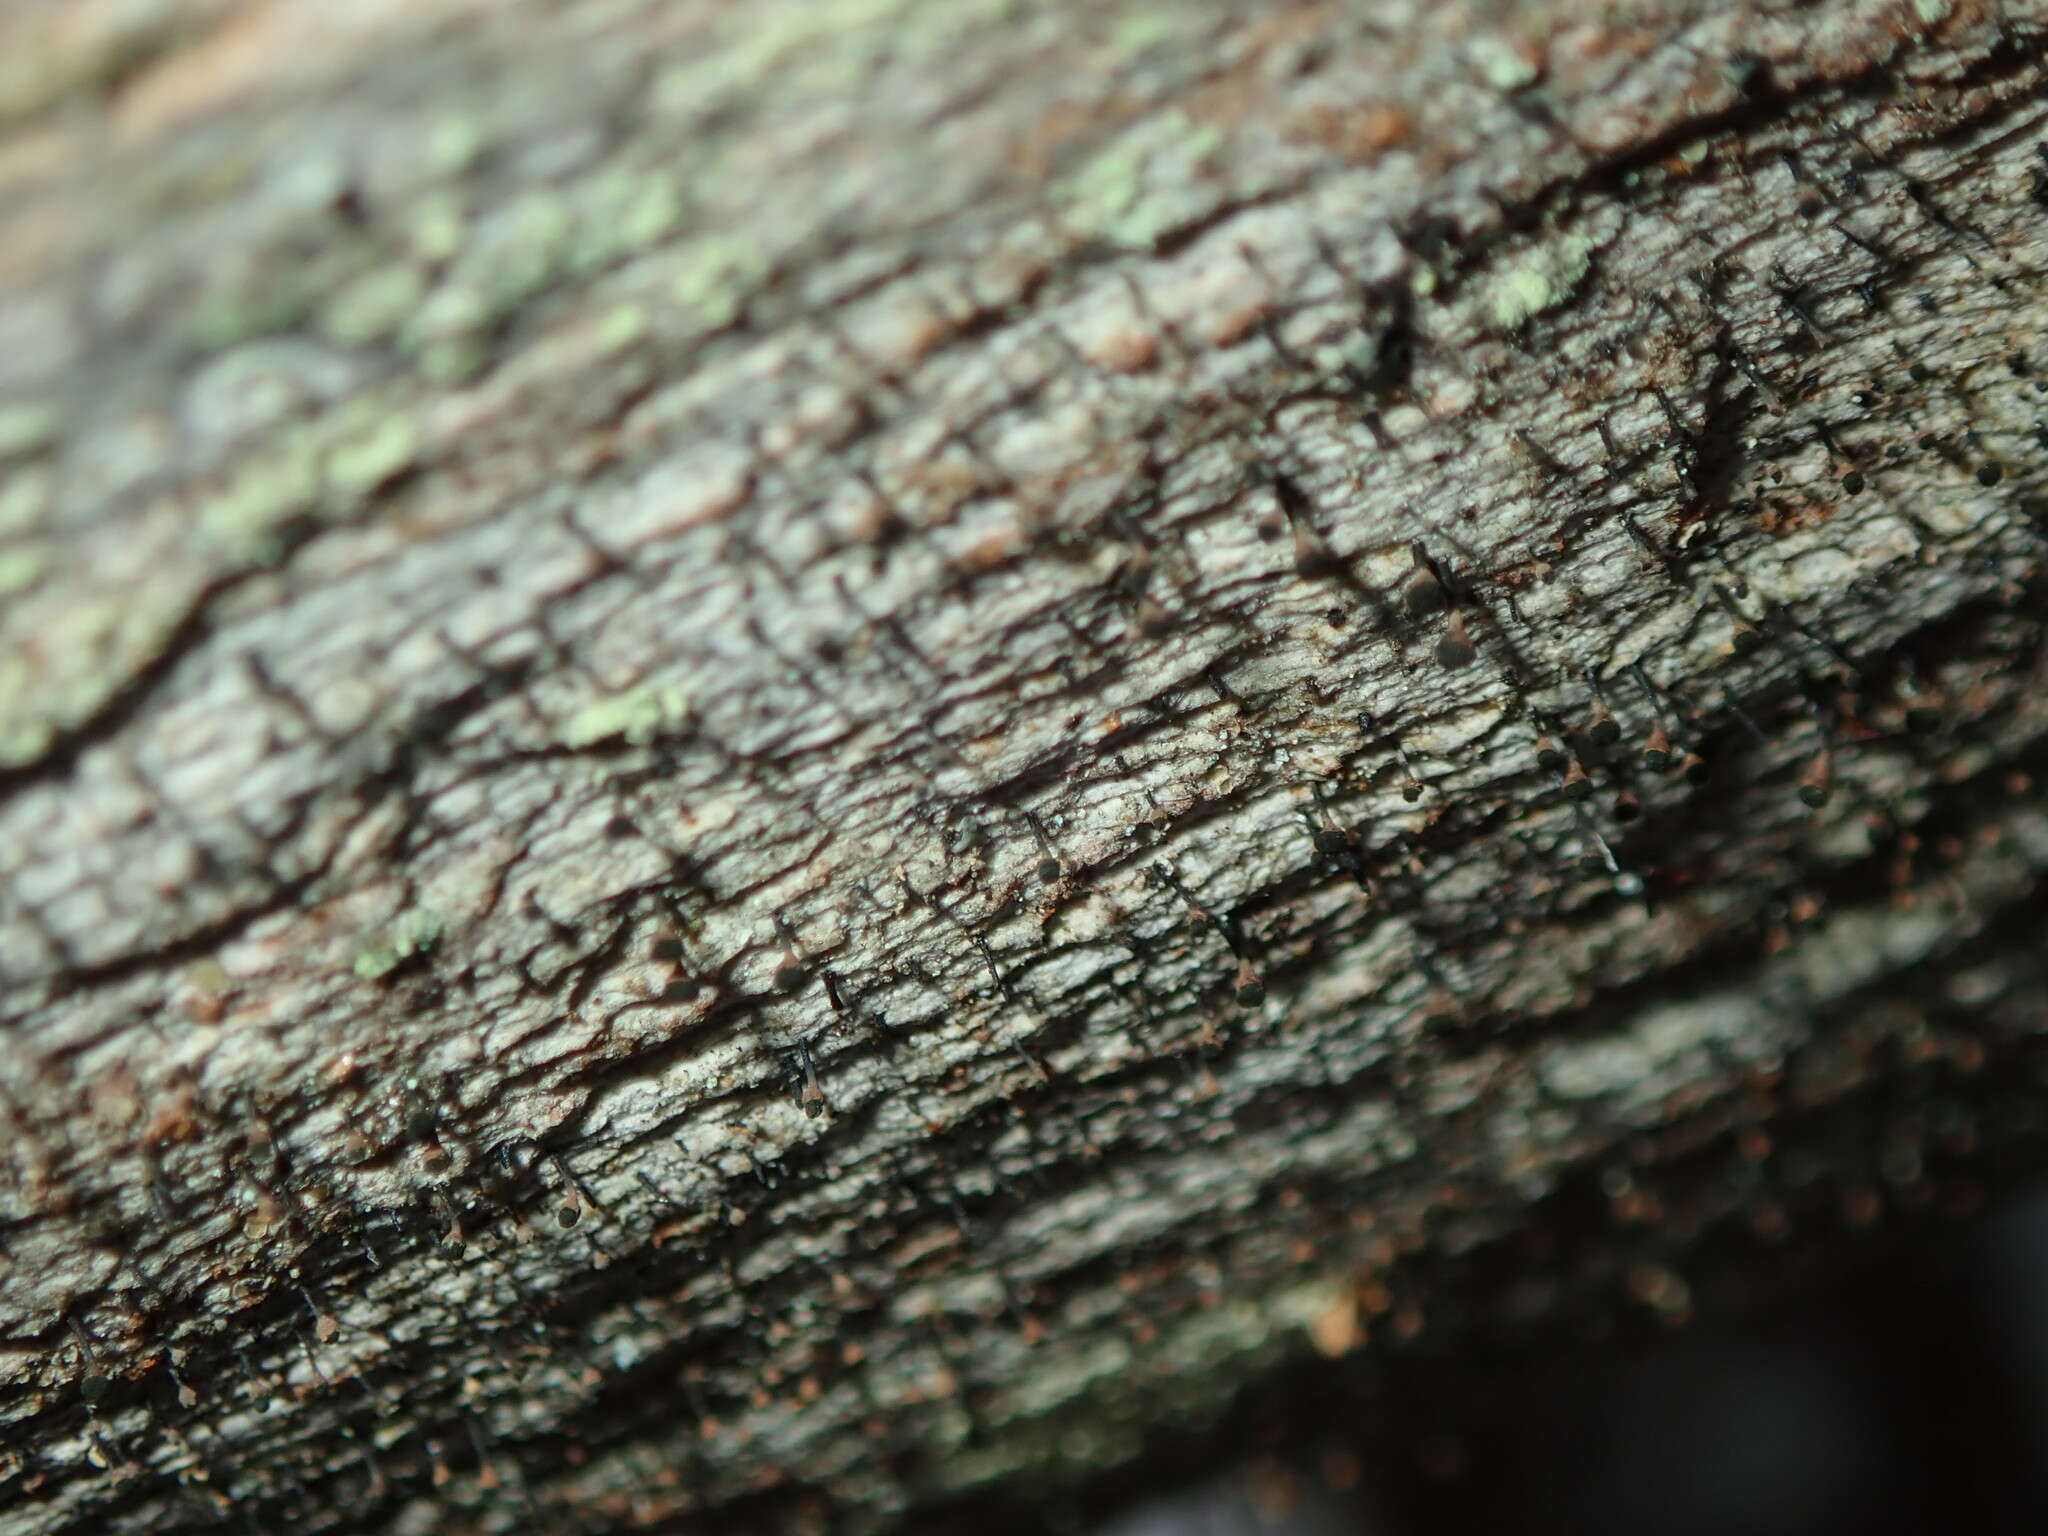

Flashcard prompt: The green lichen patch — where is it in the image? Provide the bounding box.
[0,655,54,765]
[319,264,429,347]
[199,437,322,561]
[324,414,421,499]
[573,167,685,273]
[0,465,53,533]
[1055,111,1224,250]
[198,389,426,557]
[187,275,318,350]
[1468,34,1539,92]
[0,403,58,464]
[682,0,1016,102]
[426,114,485,177]
[0,541,49,598]
[407,193,470,265]
[402,282,491,353]
[669,234,769,329]
[0,579,196,769]
[595,303,650,355]
[1486,231,1598,330]
[459,189,575,309]
[559,684,691,749]
[419,335,491,385]
[354,909,445,981]
[1111,12,1182,56]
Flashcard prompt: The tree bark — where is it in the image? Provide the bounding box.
[4,1,2048,1532]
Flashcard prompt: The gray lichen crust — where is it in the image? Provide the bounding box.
[4,2,2048,1533]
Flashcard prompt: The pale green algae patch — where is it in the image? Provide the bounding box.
[0,579,196,767]
[320,264,430,347]
[1056,111,1225,250]
[669,234,771,329]
[3,0,1054,780]
[559,685,691,749]
[462,189,576,309]
[1,381,433,769]
[655,0,1022,105]
[0,543,48,598]
[198,390,421,562]
[0,464,52,532]
[1487,231,1598,330]
[0,403,59,462]
[200,438,322,560]
[355,909,445,981]
[324,414,421,498]
[573,166,684,273]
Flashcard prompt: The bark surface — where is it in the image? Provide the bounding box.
[3,1,2048,1532]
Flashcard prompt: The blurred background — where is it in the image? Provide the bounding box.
[1082,1186,2048,1536]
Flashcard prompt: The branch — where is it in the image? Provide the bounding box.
[3,3,2047,1532]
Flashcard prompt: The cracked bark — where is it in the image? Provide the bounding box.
[4,1,2048,1532]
